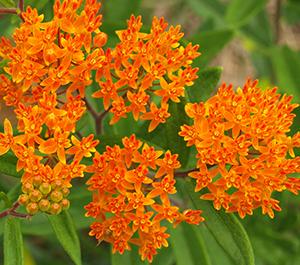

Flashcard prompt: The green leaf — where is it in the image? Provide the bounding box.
[241,10,274,46]
[226,0,268,28]
[187,67,222,102]
[4,217,24,265]
[104,0,140,21]
[168,222,211,265]
[184,181,255,265]
[0,152,22,178]
[186,0,224,22]
[111,250,133,265]
[0,191,12,208]
[164,100,191,168]
[270,46,300,101]
[48,211,82,265]
[0,0,16,8]
[191,29,235,66]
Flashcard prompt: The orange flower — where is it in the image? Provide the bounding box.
[92,15,199,132]
[67,134,99,160]
[85,135,203,262]
[180,79,300,218]
[0,119,14,155]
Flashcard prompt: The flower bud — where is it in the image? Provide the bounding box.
[22,182,34,194]
[29,189,42,202]
[50,190,63,202]
[49,203,62,215]
[32,176,42,187]
[39,183,51,195]
[61,188,70,197]
[38,199,50,212]
[18,194,29,205]
[61,199,70,210]
[26,202,39,215]
[51,179,63,189]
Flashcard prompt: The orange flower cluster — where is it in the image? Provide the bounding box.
[85,135,203,262]
[0,97,98,214]
[180,79,300,218]
[0,0,106,214]
[0,0,107,107]
[92,15,200,131]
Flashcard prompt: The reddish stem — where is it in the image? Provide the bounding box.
[0,8,18,14]
[18,0,24,12]
[0,201,31,219]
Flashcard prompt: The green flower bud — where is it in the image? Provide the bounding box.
[18,194,29,205]
[26,202,39,215]
[22,182,34,194]
[61,199,70,210]
[49,203,62,215]
[61,188,70,197]
[38,199,50,212]
[39,183,52,195]
[29,189,42,202]
[32,176,42,187]
[50,190,63,202]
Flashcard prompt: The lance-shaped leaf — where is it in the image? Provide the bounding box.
[184,181,255,265]
[48,211,82,265]
[167,222,211,265]
[191,29,235,66]
[187,67,222,102]
[4,217,24,265]
[0,152,21,178]
[226,0,268,28]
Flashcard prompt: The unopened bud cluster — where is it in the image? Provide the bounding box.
[18,177,70,215]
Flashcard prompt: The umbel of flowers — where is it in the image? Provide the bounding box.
[179,80,300,219]
[0,0,299,263]
[85,134,203,261]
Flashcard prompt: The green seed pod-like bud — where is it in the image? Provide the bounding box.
[18,194,29,205]
[38,199,50,212]
[39,183,52,195]
[61,199,70,210]
[50,190,63,202]
[49,203,62,215]
[29,189,42,202]
[22,182,34,194]
[61,188,70,197]
[26,202,39,215]
[51,179,63,189]
[32,176,42,187]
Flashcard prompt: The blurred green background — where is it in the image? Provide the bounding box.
[0,0,300,265]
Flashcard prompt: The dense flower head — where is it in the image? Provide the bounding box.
[0,0,106,108]
[0,94,98,214]
[179,79,300,218]
[85,134,204,262]
[92,15,200,131]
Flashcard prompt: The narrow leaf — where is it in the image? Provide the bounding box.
[48,211,82,265]
[0,152,21,178]
[226,0,268,28]
[167,223,195,265]
[168,222,212,265]
[4,217,24,265]
[164,100,191,167]
[270,46,300,101]
[186,0,224,21]
[187,67,222,102]
[184,181,255,265]
[0,0,16,8]
[192,29,235,66]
